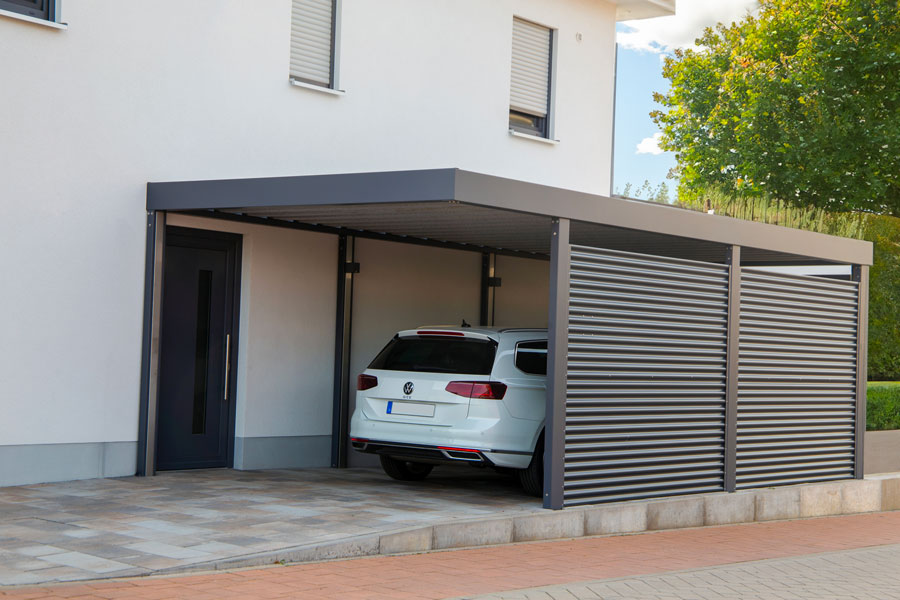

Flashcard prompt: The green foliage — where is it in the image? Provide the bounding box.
[866,214,900,379]
[653,0,900,215]
[867,383,900,430]
[616,180,672,203]
[678,186,900,380]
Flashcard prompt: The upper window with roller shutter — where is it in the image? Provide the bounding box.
[509,17,554,138]
[290,0,337,90]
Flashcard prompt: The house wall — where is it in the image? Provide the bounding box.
[0,0,618,484]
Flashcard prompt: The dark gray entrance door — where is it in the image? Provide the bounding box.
[156,227,240,471]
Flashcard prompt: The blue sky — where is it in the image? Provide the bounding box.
[612,1,759,200]
[613,44,674,197]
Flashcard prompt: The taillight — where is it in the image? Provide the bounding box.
[445,381,507,399]
[357,374,378,391]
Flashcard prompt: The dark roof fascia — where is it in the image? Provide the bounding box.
[147,168,458,211]
[452,171,873,266]
[146,168,873,265]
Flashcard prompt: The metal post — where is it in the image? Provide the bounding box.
[331,235,355,468]
[480,253,490,327]
[724,245,741,492]
[137,210,166,476]
[853,264,869,479]
[544,218,570,509]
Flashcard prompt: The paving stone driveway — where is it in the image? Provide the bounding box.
[0,466,539,585]
[466,544,900,599]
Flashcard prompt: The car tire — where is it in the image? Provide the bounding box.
[379,455,434,481]
[518,435,544,497]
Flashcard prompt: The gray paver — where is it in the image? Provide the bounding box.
[0,466,541,585]
[458,543,900,600]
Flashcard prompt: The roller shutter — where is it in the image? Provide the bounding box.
[564,246,729,506]
[290,0,335,87]
[510,17,551,117]
[736,269,859,488]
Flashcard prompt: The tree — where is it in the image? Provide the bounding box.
[653,0,900,215]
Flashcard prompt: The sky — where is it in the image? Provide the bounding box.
[612,0,760,200]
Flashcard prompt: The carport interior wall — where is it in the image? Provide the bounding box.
[545,226,867,509]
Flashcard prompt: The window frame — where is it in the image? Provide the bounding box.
[0,0,57,23]
[514,340,549,376]
[508,16,557,140]
[289,0,342,92]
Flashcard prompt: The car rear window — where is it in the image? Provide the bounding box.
[368,336,497,375]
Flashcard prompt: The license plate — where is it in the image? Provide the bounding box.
[386,401,435,417]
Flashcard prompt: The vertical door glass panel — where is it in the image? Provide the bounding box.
[192,270,213,435]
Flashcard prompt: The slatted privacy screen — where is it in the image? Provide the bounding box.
[564,246,730,506]
[510,17,552,117]
[736,269,859,489]
[290,0,335,87]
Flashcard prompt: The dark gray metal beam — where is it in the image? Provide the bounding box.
[147,169,872,266]
[331,235,355,468]
[853,264,869,479]
[148,169,457,211]
[544,218,570,510]
[178,209,548,261]
[137,210,166,477]
[451,171,872,266]
[724,245,741,492]
[479,253,490,327]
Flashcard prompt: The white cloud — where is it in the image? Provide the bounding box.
[636,132,664,155]
[617,0,760,54]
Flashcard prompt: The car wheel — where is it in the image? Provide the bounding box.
[518,435,544,497]
[379,455,434,481]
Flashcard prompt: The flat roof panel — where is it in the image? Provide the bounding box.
[148,169,872,265]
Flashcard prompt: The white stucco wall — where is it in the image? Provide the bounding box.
[0,0,618,480]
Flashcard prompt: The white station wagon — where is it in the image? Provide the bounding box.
[349,327,547,496]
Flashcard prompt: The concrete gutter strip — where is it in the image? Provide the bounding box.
[157,474,900,576]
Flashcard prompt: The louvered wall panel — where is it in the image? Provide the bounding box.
[736,269,859,489]
[564,245,729,506]
[290,0,334,87]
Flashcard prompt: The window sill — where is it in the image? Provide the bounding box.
[290,78,345,96]
[0,8,67,29]
[509,130,559,145]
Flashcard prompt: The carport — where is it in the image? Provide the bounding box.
[141,168,873,509]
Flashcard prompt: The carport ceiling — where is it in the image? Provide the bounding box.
[147,169,873,265]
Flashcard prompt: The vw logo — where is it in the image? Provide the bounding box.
[403,382,414,395]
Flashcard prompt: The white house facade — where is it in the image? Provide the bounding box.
[1,0,677,486]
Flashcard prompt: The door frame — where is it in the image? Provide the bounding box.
[138,217,242,475]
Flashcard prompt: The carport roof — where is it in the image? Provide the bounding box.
[147,168,873,265]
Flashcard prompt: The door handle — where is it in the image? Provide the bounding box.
[224,333,231,402]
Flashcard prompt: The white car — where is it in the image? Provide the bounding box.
[349,326,547,496]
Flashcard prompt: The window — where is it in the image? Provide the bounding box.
[369,337,498,375]
[515,340,548,376]
[509,17,553,138]
[0,0,55,21]
[290,0,338,89]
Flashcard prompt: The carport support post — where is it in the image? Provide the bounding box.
[544,218,570,510]
[331,235,355,468]
[853,264,869,479]
[137,210,166,477]
[724,245,740,492]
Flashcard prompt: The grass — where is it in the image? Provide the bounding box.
[867,382,900,431]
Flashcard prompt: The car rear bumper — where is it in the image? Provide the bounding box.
[350,437,532,469]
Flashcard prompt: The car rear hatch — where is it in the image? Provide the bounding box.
[357,330,499,427]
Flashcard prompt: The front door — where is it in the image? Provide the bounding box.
[156,227,240,470]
